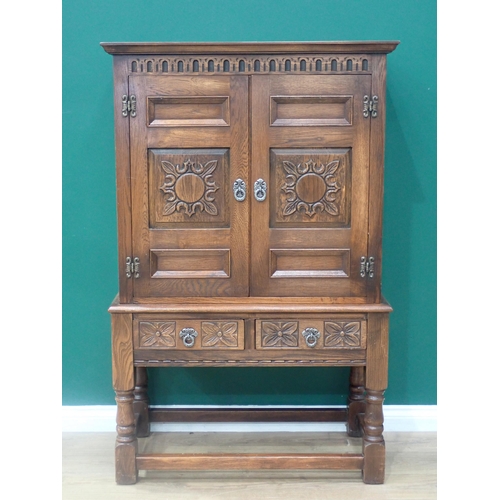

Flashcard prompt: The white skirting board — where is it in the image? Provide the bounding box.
[62,405,436,433]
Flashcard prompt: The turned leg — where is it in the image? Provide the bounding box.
[112,313,138,484]
[362,389,385,484]
[362,313,389,484]
[134,367,150,437]
[347,366,365,437]
[115,389,138,484]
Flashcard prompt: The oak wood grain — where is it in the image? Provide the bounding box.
[367,55,388,302]
[149,407,348,423]
[111,313,134,391]
[366,313,389,390]
[251,74,371,298]
[136,453,364,471]
[104,41,397,485]
[129,75,249,298]
[113,56,133,303]
[101,41,400,55]
[109,294,393,314]
[133,367,150,437]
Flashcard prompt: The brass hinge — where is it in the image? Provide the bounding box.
[360,256,375,278]
[121,95,136,117]
[125,257,140,278]
[363,95,378,118]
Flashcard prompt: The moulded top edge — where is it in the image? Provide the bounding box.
[108,295,393,314]
[100,41,400,56]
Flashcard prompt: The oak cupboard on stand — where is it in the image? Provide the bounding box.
[101,41,398,485]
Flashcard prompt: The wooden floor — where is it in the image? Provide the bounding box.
[63,431,436,499]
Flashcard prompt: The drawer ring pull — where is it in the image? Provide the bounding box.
[302,327,320,348]
[179,327,198,348]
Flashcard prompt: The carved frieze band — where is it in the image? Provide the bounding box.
[129,55,371,74]
[159,158,219,217]
[281,159,342,218]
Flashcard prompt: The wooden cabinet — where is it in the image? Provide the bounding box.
[102,41,398,485]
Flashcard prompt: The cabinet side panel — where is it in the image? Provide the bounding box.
[367,55,387,303]
[113,56,133,302]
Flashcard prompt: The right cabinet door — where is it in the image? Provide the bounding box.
[251,74,372,297]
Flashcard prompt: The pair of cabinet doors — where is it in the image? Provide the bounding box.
[127,73,372,299]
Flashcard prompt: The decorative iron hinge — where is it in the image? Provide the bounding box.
[363,95,379,118]
[360,256,375,278]
[121,95,136,117]
[125,257,140,278]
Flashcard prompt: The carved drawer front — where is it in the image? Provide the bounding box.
[255,318,366,350]
[134,317,245,350]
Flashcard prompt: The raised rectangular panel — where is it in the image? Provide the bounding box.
[270,249,350,278]
[150,249,230,278]
[147,96,230,127]
[270,95,353,126]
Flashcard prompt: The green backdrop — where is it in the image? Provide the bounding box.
[62,0,436,406]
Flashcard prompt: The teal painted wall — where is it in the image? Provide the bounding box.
[63,0,436,406]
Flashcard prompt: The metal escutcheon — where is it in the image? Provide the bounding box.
[179,327,198,348]
[233,179,246,202]
[254,179,267,202]
[302,327,320,348]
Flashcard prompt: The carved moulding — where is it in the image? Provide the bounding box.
[135,359,367,365]
[128,54,371,74]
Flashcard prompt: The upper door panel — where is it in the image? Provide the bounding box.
[129,75,250,297]
[250,74,372,297]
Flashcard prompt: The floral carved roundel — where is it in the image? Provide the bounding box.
[281,159,341,217]
[159,158,219,217]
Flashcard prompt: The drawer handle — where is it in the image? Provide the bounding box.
[233,179,246,202]
[179,327,198,348]
[254,178,267,202]
[302,327,320,348]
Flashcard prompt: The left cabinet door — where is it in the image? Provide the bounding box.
[129,75,249,297]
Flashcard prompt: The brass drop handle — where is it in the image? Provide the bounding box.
[179,328,198,348]
[302,327,321,348]
[254,178,267,202]
[233,179,246,201]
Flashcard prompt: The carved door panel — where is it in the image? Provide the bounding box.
[129,75,249,297]
[250,75,371,297]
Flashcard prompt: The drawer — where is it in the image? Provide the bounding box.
[255,318,366,350]
[133,316,245,350]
